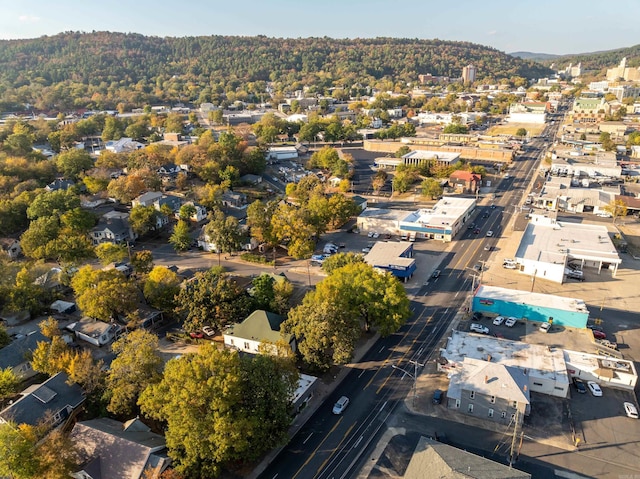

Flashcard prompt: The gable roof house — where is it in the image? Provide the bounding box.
[157,163,182,177]
[67,317,123,347]
[0,238,21,260]
[448,170,481,194]
[0,330,49,379]
[45,178,76,192]
[71,417,171,479]
[0,372,85,429]
[132,191,163,208]
[221,189,247,209]
[223,310,296,355]
[104,137,144,154]
[91,216,136,246]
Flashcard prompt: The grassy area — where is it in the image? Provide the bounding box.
[488,123,546,137]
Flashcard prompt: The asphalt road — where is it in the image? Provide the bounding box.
[257,126,554,478]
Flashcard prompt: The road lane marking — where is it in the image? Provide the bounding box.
[303,433,314,444]
[314,422,356,478]
[293,418,347,479]
[358,370,366,378]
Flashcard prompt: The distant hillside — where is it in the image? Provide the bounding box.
[509,51,560,61]
[0,32,552,111]
[541,44,640,70]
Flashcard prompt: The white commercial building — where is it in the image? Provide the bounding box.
[564,351,637,390]
[515,214,622,282]
[439,330,570,398]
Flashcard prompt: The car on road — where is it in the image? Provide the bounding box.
[539,322,551,333]
[361,247,371,253]
[486,230,494,237]
[473,263,482,272]
[467,223,475,230]
[491,204,496,209]
[202,326,215,337]
[473,228,481,234]
[332,396,350,414]
[482,212,489,218]
[592,330,607,340]
[505,317,517,327]
[587,381,603,397]
[432,389,443,404]
[470,323,489,334]
[432,270,441,279]
[573,378,587,394]
[493,316,505,326]
[504,174,510,179]
[484,245,492,251]
[624,402,639,419]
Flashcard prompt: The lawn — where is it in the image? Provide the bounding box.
[487,123,546,137]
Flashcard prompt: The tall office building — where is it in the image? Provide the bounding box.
[462,64,476,84]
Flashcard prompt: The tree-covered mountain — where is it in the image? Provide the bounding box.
[542,44,640,71]
[0,32,552,111]
[509,51,560,61]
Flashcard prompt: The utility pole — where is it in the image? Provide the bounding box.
[392,359,424,406]
[509,409,519,468]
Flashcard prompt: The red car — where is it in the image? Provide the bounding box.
[592,330,606,340]
[473,228,480,234]
[189,331,204,339]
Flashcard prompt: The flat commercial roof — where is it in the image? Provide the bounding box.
[401,197,476,226]
[441,330,569,384]
[402,150,461,164]
[515,216,622,264]
[364,241,414,268]
[475,285,589,314]
[358,208,414,222]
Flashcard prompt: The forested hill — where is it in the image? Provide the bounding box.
[543,44,640,71]
[0,32,551,110]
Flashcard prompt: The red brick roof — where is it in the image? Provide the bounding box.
[449,170,481,182]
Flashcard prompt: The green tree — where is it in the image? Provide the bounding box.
[143,266,181,311]
[0,325,10,348]
[599,131,615,151]
[165,113,185,134]
[420,178,444,199]
[107,329,163,416]
[321,252,364,274]
[131,249,154,275]
[55,149,93,179]
[270,203,315,260]
[138,345,297,478]
[515,127,528,138]
[129,204,161,237]
[250,274,276,311]
[395,145,411,158]
[26,189,80,220]
[0,423,41,479]
[94,243,128,266]
[169,220,192,252]
[204,209,242,265]
[443,123,469,134]
[178,203,197,221]
[174,268,254,332]
[71,266,139,321]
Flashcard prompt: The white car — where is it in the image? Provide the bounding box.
[486,231,494,237]
[367,231,375,238]
[372,232,380,238]
[505,317,517,327]
[202,326,215,337]
[539,322,551,333]
[493,316,505,326]
[624,402,639,419]
[332,396,350,414]
[587,381,603,397]
[470,323,489,334]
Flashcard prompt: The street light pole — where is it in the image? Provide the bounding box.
[392,359,424,406]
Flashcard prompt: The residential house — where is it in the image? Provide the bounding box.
[104,138,144,154]
[223,310,296,355]
[0,372,85,429]
[132,191,163,208]
[45,178,76,192]
[240,173,263,185]
[71,417,171,479]
[402,436,530,479]
[91,216,136,246]
[0,330,49,380]
[157,163,182,177]
[221,189,247,208]
[446,357,530,425]
[182,201,207,222]
[133,191,183,218]
[448,170,481,194]
[0,238,21,260]
[67,318,123,347]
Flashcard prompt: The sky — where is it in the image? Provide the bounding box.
[0,0,638,55]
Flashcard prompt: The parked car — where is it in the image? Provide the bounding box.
[505,317,517,327]
[503,262,518,270]
[432,389,443,404]
[539,322,551,333]
[587,324,604,332]
[624,402,639,419]
[592,330,607,340]
[189,331,204,339]
[587,381,603,397]
[332,396,350,414]
[573,378,587,394]
[493,316,505,326]
[473,263,482,272]
[566,270,584,281]
[367,231,375,238]
[596,339,617,350]
[432,270,441,279]
[486,230,494,237]
[202,326,215,337]
[472,312,483,321]
[470,323,489,334]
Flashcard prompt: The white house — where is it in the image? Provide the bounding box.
[104,138,144,154]
[67,318,123,347]
[223,310,296,355]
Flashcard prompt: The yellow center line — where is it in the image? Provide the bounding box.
[293,418,349,479]
[313,422,356,478]
[376,315,433,394]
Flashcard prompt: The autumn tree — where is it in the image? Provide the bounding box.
[321,252,364,274]
[204,209,243,265]
[271,202,315,260]
[131,249,154,275]
[0,368,20,399]
[138,345,297,478]
[143,266,181,311]
[174,267,254,332]
[107,329,163,416]
[603,199,628,223]
[94,243,128,266]
[372,170,388,193]
[71,266,139,321]
[129,204,161,237]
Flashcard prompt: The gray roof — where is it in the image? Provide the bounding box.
[0,372,85,427]
[0,331,49,370]
[72,417,169,479]
[92,217,130,236]
[404,436,531,479]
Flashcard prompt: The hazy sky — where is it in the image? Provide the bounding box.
[0,0,637,55]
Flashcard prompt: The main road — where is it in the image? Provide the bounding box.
[258,123,559,479]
